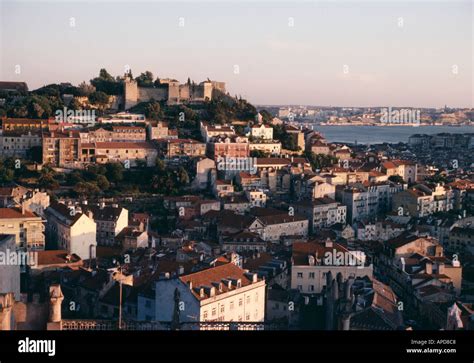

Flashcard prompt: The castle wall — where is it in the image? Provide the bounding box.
[138,87,168,103]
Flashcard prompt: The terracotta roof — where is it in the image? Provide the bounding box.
[95,141,156,149]
[0,207,37,219]
[36,250,82,266]
[179,262,258,300]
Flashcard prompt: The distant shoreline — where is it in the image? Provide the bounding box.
[317,123,473,127]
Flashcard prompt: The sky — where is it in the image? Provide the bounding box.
[0,0,472,108]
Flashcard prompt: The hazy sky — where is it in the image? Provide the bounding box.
[1,0,472,108]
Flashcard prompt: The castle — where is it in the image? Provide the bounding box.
[123,74,225,109]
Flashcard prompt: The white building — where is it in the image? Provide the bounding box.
[45,202,97,260]
[250,124,273,140]
[152,263,266,327]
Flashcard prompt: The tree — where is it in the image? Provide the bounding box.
[145,101,163,120]
[88,91,109,109]
[96,175,110,190]
[106,162,124,183]
[135,71,154,87]
[77,82,96,97]
[388,175,405,184]
[74,182,100,196]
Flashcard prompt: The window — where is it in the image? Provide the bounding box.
[203,311,208,319]
[230,301,234,310]
[246,296,250,304]
[220,305,225,313]
[212,308,216,316]
[309,285,315,292]
[297,272,303,279]
[309,272,315,279]
[239,298,243,307]
[297,285,303,291]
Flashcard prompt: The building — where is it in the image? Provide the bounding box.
[381,160,417,183]
[392,184,454,218]
[0,131,42,157]
[157,139,206,159]
[200,122,235,142]
[82,204,129,247]
[152,262,266,326]
[82,142,158,167]
[0,207,45,251]
[292,198,346,232]
[248,213,309,242]
[0,235,21,300]
[45,202,97,260]
[147,121,170,140]
[291,240,373,295]
[250,124,273,140]
[42,131,81,167]
[207,135,249,159]
[341,182,403,223]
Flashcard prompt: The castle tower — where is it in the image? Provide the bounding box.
[0,292,14,330]
[124,73,139,110]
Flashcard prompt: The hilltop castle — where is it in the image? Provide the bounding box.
[123,73,225,109]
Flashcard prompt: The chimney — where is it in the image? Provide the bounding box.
[425,261,433,275]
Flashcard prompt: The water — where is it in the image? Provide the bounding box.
[311,125,474,144]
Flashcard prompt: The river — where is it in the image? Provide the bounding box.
[310,125,474,144]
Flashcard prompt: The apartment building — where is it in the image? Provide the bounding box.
[82,204,129,246]
[392,184,454,218]
[45,202,97,260]
[200,122,235,142]
[292,197,346,232]
[341,182,403,223]
[291,240,373,294]
[0,131,42,157]
[151,262,266,326]
[207,135,249,159]
[0,207,45,251]
[88,142,158,167]
[42,131,81,167]
[157,139,206,159]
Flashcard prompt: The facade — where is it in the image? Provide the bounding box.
[341,182,403,223]
[250,124,273,140]
[0,207,45,251]
[158,139,206,159]
[293,198,347,232]
[392,184,454,218]
[382,160,417,184]
[42,131,81,167]
[83,204,129,246]
[45,202,97,260]
[291,240,373,294]
[200,122,235,142]
[153,262,266,326]
[0,132,42,157]
[83,142,158,167]
[207,135,249,159]
[248,214,309,242]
